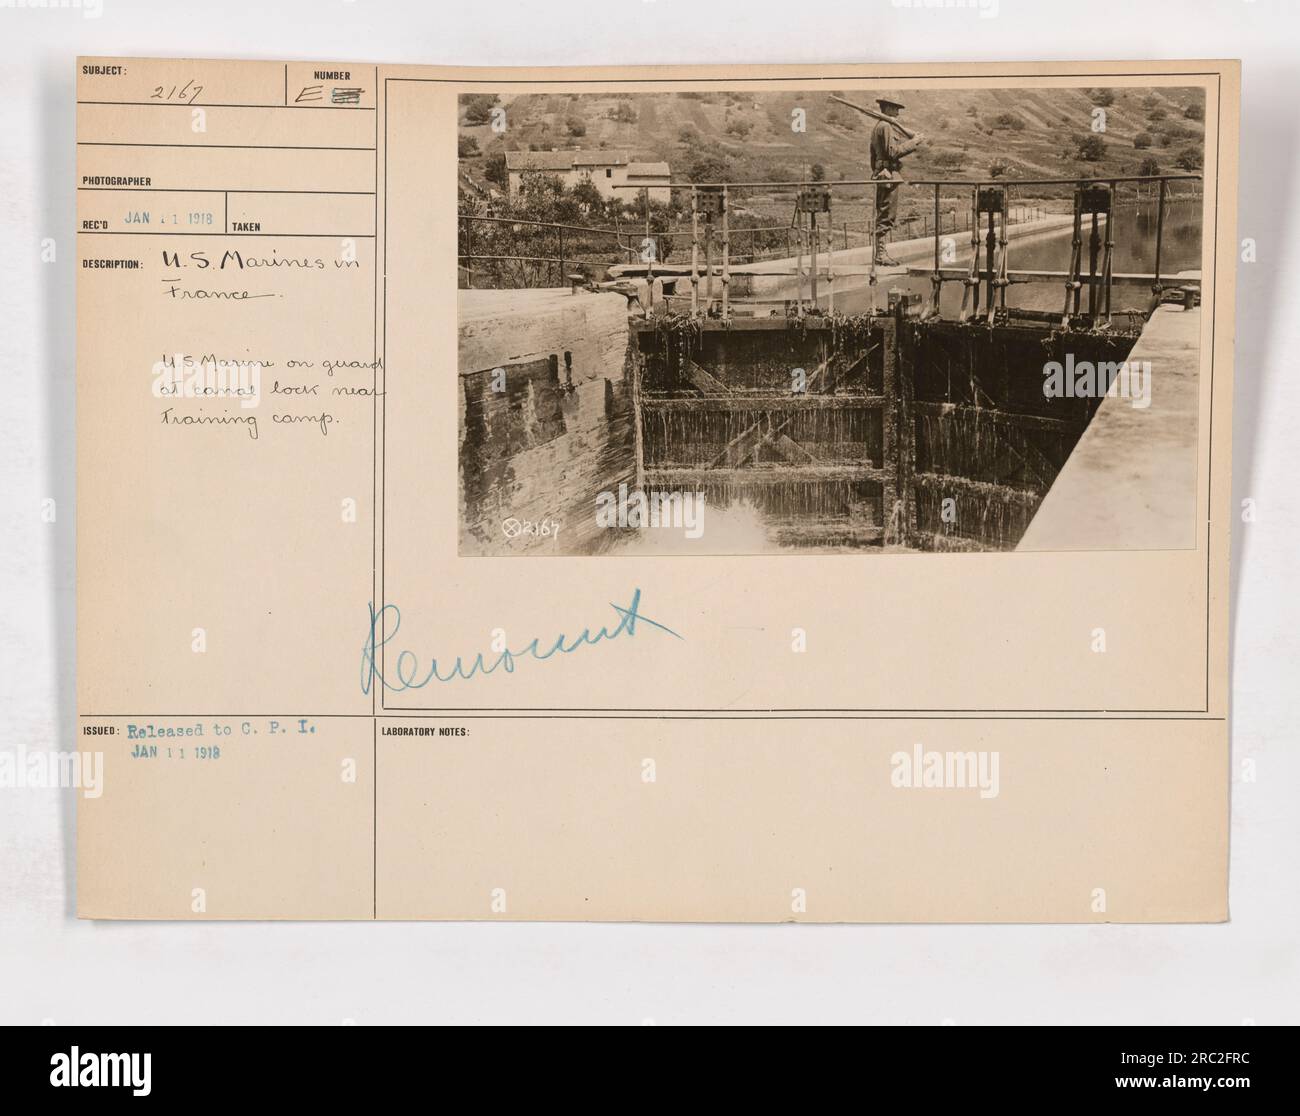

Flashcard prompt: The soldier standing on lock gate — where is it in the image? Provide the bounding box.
[869,97,923,267]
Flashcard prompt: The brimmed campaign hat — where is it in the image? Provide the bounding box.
[876,97,906,111]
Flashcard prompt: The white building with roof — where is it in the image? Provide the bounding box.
[504,150,671,204]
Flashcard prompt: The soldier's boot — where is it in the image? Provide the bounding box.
[874,248,901,267]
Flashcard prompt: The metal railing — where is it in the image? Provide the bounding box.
[457,213,640,289]
[612,174,1201,326]
[702,208,1049,264]
[457,202,1052,286]
[458,173,1202,328]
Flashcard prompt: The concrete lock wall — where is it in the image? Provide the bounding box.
[1018,296,1201,552]
[458,289,634,555]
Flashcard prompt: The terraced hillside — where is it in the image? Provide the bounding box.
[459,85,1206,216]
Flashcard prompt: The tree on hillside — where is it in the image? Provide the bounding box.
[1089,88,1116,106]
[565,115,587,138]
[484,153,508,189]
[570,179,608,221]
[685,153,735,184]
[462,94,498,126]
[810,163,827,181]
[1137,156,1161,177]
[1133,132,1153,150]
[1175,147,1204,171]
[1183,102,1205,122]
[1076,134,1107,161]
[516,173,586,226]
[458,135,480,158]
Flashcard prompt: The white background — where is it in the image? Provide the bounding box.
[1,0,1296,1025]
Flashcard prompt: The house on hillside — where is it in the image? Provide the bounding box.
[505,150,671,204]
[625,161,672,205]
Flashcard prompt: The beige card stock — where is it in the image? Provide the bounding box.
[76,58,1236,921]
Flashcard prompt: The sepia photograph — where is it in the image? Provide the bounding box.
[457,85,1206,555]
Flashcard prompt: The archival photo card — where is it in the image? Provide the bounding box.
[76,59,1235,922]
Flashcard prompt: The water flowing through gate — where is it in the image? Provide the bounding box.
[631,309,1143,551]
[617,172,1198,551]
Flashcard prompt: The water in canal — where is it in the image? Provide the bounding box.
[836,198,1203,318]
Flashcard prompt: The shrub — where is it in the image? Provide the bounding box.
[1133,132,1153,150]
[461,94,497,125]
[1076,134,1107,161]
[483,153,508,188]
[570,179,607,218]
[685,154,735,183]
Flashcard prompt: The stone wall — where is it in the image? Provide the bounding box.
[458,289,634,555]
